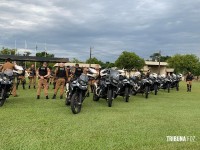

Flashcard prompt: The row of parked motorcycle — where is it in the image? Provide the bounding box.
[65,68,182,114]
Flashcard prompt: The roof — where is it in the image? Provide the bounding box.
[145,61,168,66]
[54,63,101,68]
[0,54,69,63]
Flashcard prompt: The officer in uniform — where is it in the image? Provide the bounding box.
[16,67,26,90]
[1,58,17,97]
[66,66,73,93]
[52,63,68,99]
[27,64,36,89]
[73,63,83,79]
[186,71,193,92]
[36,62,50,99]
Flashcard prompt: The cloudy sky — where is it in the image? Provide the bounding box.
[0,0,200,62]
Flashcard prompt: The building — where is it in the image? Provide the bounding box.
[144,61,174,75]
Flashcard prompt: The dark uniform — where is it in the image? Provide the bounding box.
[28,67,36,89]
[37,64,50,99]
[52,66,68,99]
[74,67,83,79]
[17,69,26,89]
[186,72,193,92]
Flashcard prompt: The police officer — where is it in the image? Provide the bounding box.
[73,63,83,79]
[28,64,36,89]
[36,62,50,99]
[66,66,73,93]
[16,67,26,90]
[186,71,193,92]
[52,63,68,99]
[1,58,17,97]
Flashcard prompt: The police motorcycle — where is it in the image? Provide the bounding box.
[93,69,121,107]
[148,73,160,95]
[129,72,151,99]
[170,74,182,91]
[158,74,172,93]
[0,65,23,107]
[65,68,96,114]
[112,70,131,102]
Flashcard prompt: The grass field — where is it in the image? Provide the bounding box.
[0,81,199,150]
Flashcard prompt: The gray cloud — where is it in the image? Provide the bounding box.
[0,0,200,62]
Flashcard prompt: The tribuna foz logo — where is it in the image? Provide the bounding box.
[167,136,196,142]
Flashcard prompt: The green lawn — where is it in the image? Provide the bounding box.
[0,82,199,150]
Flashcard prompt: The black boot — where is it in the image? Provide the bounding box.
[29,85,30,89]
[23,84,25,89]
[37,95,40,99]
[187,84,189,92]
[60,95,63,99]
[46,96,49,99]
[34,86,36,89]
[52,94,56,99]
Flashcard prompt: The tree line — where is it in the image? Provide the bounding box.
[1,47,200,75]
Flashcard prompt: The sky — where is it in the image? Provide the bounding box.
[0,0,200,62]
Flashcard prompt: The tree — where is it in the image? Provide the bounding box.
[150,52,171,62]
[70,58,84,63]
[101,61,115,68]
[167,54,199,74]
[23,51,31,56]
[86,57,103,64]
[36,51,54,58]
[0,47,16,55]
[115,51,145,71]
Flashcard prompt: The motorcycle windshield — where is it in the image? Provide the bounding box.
[79,74,89,83]
[109,70,120,80]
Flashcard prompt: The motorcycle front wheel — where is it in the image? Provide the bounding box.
[0,89,6,107]
[71,92,82,114]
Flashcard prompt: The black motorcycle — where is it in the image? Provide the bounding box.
[130,76,151,99]
[113,76,131,102]
[93,69,119,107]
[158,76,172,93]
[0,73,13,107]
[65,74,89,114]
[148,74,160,95]
[170,74,181,91]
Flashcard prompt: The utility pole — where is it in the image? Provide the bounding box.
[89,46,92,67]
[35,42,38,70]
[158,50,161,75]
[44,43,47,57]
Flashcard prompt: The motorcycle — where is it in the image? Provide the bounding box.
[170,74,181,91]
[148,73,160,95]
[113,72,131,102]
[158,75,172,93]
[93,69,120,107]
[65,68,97,114]
[0,73,13,107]
[130,76,151,99]
[65,74,89,114]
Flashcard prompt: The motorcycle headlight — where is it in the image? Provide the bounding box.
[112,78,118,83]
[79,80,87,86]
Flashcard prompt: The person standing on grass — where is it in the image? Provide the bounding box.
[36,62,50,99]
[52,62,68,99]
[186,71,194,92]
[27,64,36,89]
[16,66,26,90]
